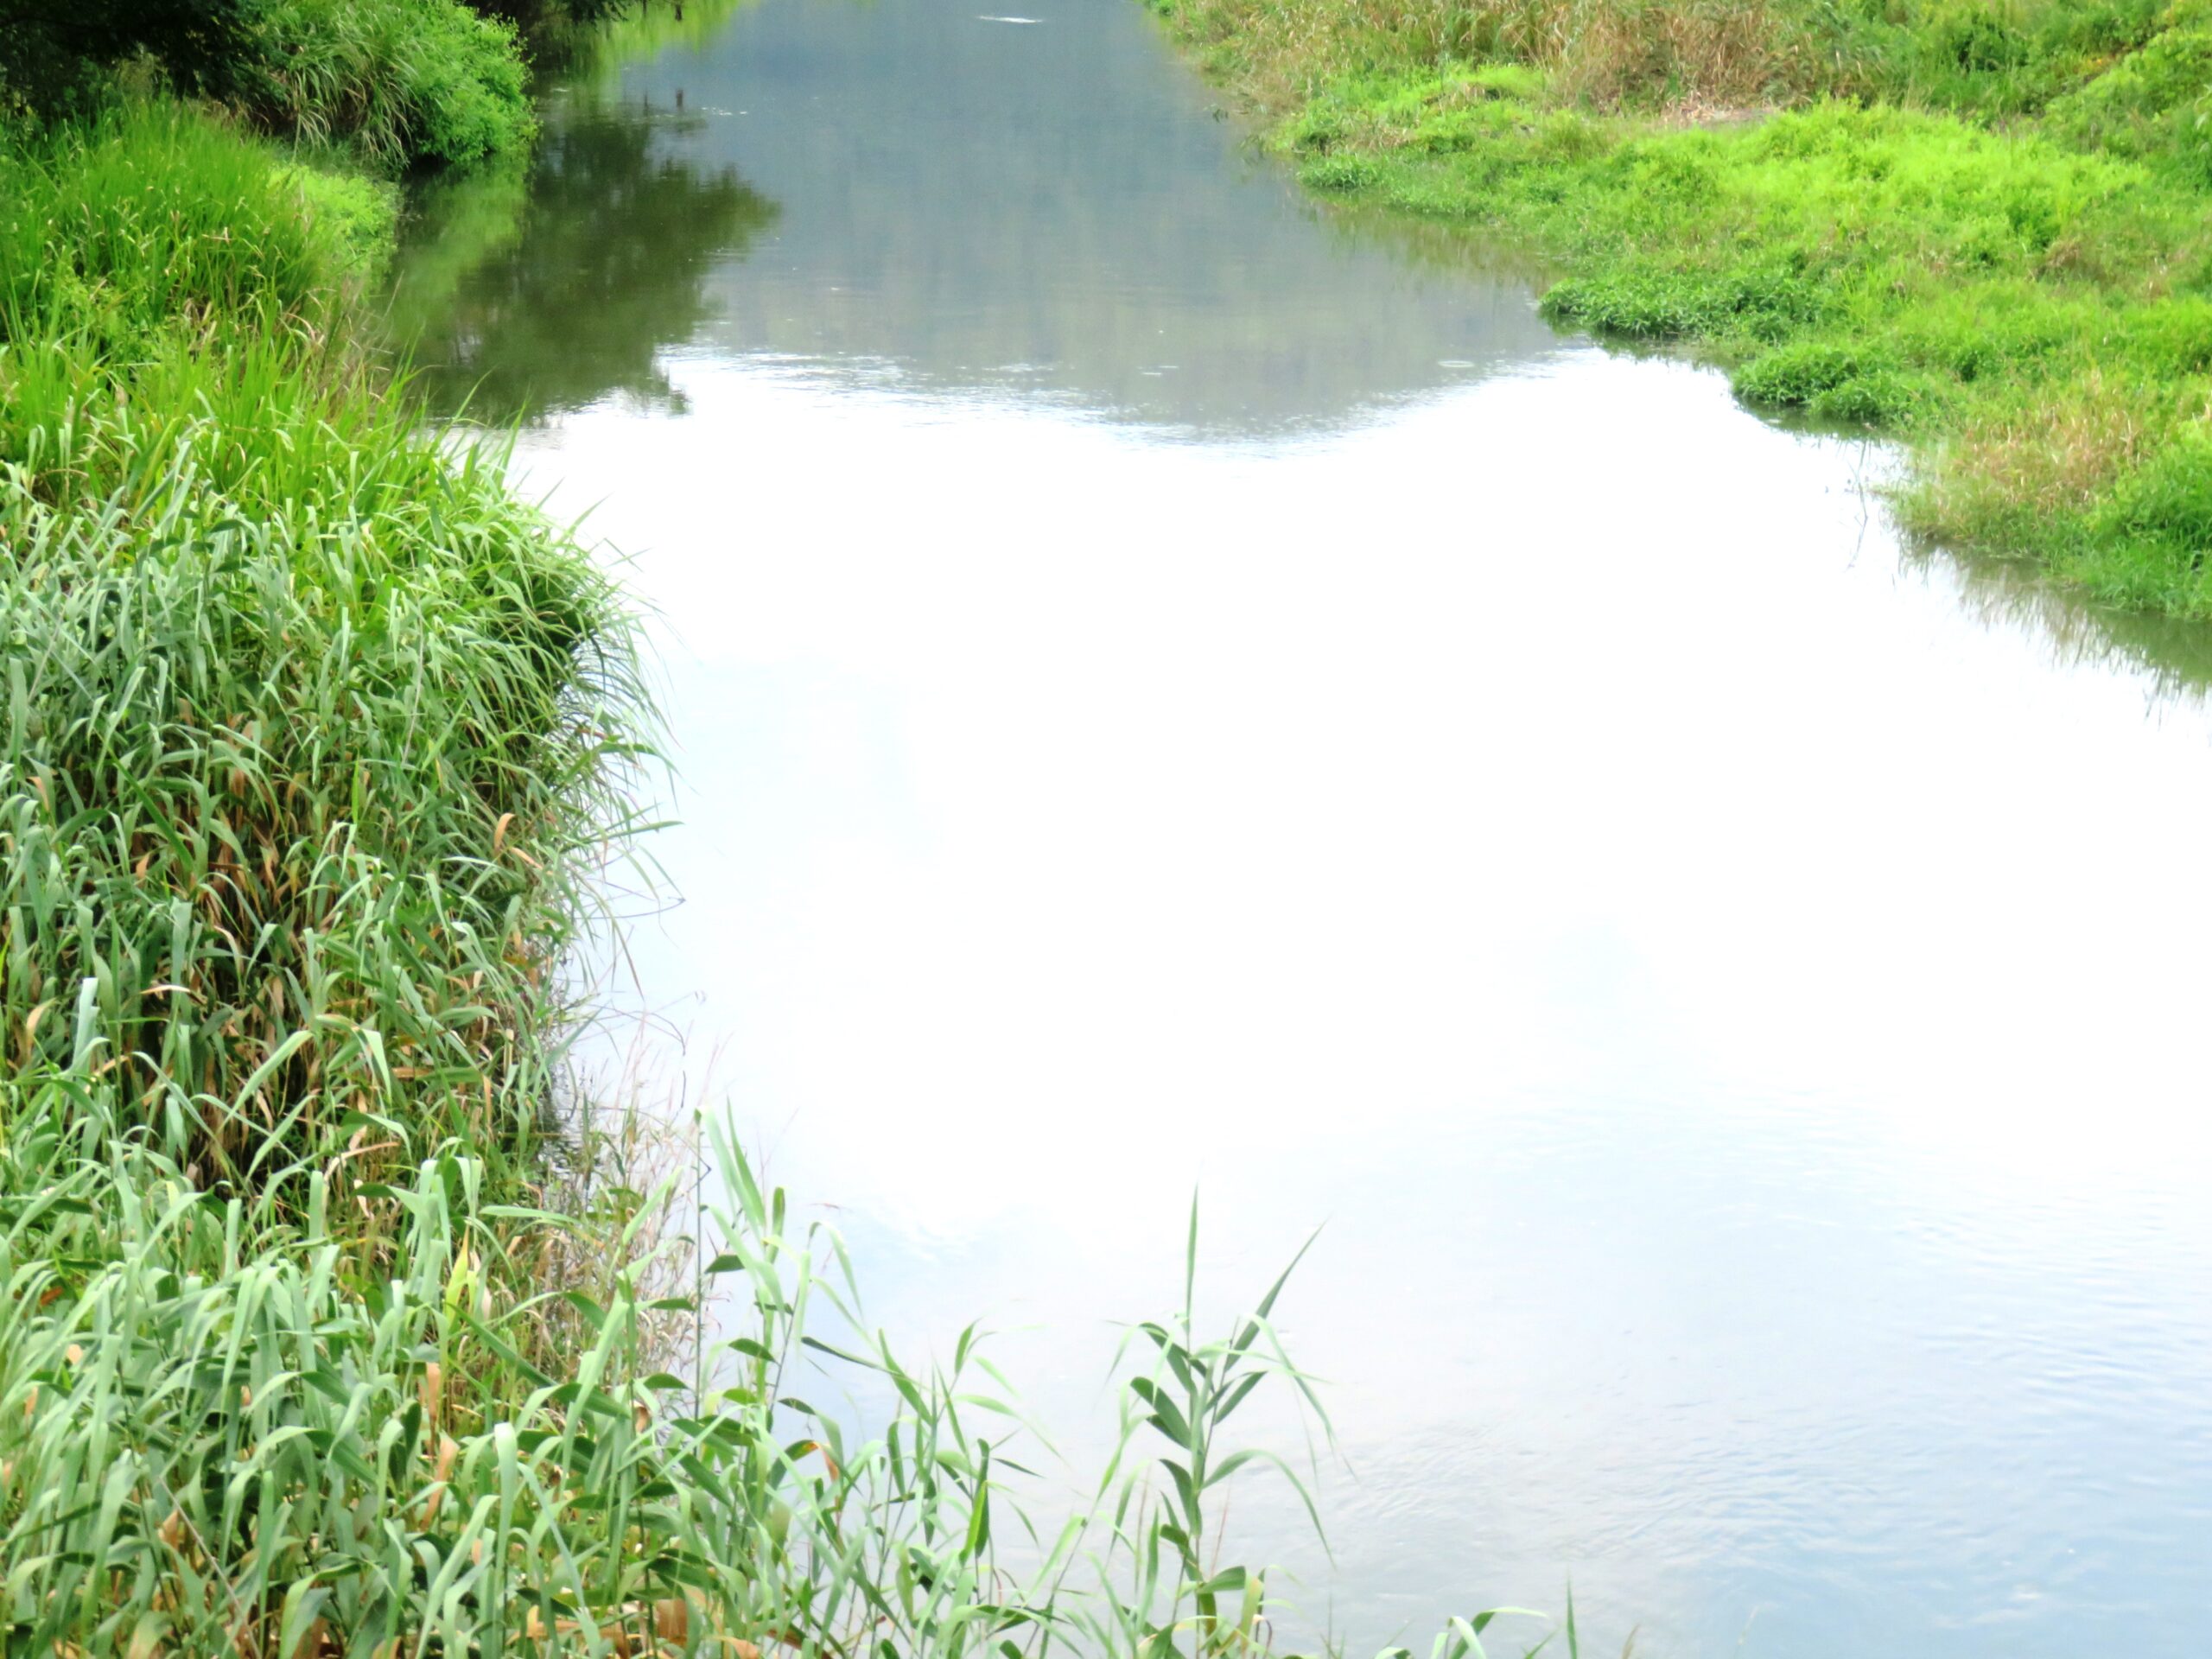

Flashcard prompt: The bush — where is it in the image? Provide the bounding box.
[0,0,257,111]
[245,0,537,170]
[0,0,537,171]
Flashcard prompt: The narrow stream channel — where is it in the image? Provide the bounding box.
[388,3,2212,1654]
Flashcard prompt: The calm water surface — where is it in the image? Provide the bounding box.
[391,4,2212,1653]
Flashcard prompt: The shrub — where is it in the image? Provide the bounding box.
[244,0,537,170]
[0,0,257,111]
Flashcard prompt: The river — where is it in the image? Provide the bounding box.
[386,2,2212,1653]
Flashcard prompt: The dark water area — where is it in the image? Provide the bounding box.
[387,3,2212,1655]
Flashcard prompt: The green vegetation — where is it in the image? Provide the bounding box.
[1148,0,2212,616]
[238,0,537,168]
[0,0,260,111]
[0,117,623,1154]
[469,0,646,59]
[0,6,656,1637]
[0,5,702,1655]
[0,1,538,168]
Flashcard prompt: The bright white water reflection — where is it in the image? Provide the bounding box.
[531,355,2212,1658]
[391,1,2212,1654]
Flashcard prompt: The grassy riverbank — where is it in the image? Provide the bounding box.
[0,9,1535,1658]
[1148,0,2212,617]
[0,3,662,1644]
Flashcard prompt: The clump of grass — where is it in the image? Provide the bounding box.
[1150,0,2212,617]
[241,0,538,171]
[0,1076,684,1656]
[0,102,641,1195]
[0,1089,1560,1658]
[0,0,538,174]
[0,102,360,356]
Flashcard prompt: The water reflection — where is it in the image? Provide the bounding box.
[389,0,1560,435]
[391,1,2212,1655]
[386,90,778,419]
[527,354,2212,1659]
[659,0,1564,431]
[1904,536,2212,703]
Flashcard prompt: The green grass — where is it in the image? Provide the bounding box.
[1149,0,2212,617]
[242,0,538,171]
[0,0,538,174]
[0,87,668,1640]
[0,101,637,1185]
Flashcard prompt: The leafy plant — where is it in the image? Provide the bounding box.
[0,102,643,1204]
[0,0,258,111]
[243,0,537,170]
[0,1080,1564,1659]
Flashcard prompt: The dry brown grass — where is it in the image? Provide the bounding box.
[1164,0,1819,112]
[1935,371,2152,526]
[1553,0,1806,107]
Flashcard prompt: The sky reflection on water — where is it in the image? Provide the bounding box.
[389,3,2212,1653]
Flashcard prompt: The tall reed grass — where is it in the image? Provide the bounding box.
[0,0,539,173]
[1159,0,1828,109]
[0,1078,1561,1659]
[0,89,668,1651]
[0,102,643,1198]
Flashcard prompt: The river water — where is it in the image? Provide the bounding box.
[388,3,2212,1653]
